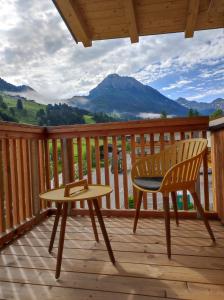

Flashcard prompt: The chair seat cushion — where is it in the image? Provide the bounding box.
[134,176,163,191]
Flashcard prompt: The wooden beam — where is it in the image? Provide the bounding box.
[185,0,200,38]
[124,0,139,43]
[54,0,92,47]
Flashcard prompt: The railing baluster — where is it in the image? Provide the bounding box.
[0,139,5,232]
[10,139,20,225]
[77,137,83,180]
[30,139,40,216]
[60,139,66,185]
[23,139,32,218]
[86,137,92,184]
[44,139,51,191]
[52,139,59,188]
[2,139,13,228]
[131,134,137,207]
[180,132,188,210]
[140,134,147,209]
[38,140,45,210]
[121,135,128,209]
[112,136,120,209]
[150,133,157,210]
[202,131,209,211]
[17,138,26,220]
[94,136,102,207]
[103,136,110,208]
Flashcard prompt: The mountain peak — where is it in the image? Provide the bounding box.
[79,74,188,116]
[90,73,144,96]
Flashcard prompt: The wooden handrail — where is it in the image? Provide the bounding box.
[0,121,45,139]
[46,116,209,138]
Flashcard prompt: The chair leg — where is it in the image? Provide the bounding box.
[163,196,171,259]
[92,198,115,264]
[87,199,99,242]
[190,191,215,242]
[171,192,179,226]
[49,203,62,253]
[133,190,143,233]
[55,202,68,279]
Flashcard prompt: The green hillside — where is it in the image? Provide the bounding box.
[0,92,45,125]
[0,93,118,126]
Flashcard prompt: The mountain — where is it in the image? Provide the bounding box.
[176,97,224,115]
[0,77,34,93]
[67,74,188,116]
[0,77,53,103]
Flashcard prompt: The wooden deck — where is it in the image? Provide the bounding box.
[1,216,224,299]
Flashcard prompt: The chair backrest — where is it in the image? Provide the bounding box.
[161,138,207,192]
[131,138,207,182]
[161,138,207,173]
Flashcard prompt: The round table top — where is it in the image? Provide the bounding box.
[39,184,112,202]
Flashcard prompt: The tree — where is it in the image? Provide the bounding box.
[9,107,15,116]
[188,108,199,117]
[0,95,3,105]
[210,109,223,120]
[16,99,23,110]
[0,111,18,122]
[0,95,8,109]
[160,111,167,119]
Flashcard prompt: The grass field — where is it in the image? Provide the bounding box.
[1,93,46,125]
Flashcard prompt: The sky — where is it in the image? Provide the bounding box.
[0,0,223,103]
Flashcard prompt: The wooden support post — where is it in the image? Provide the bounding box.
[124,0,139,43]
[210,127,224,223]
[185,0,200,38]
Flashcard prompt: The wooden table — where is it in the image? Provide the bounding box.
[40,180,115,279]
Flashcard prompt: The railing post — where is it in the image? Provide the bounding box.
[210,118,224,223]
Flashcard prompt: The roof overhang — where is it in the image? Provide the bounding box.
[53,0,224,47]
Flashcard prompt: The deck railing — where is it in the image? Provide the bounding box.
[46,117,212,216]
[0,116,216,242]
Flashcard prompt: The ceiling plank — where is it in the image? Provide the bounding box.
[54,0,92,47]
[123,0,139,43]
[185,0,200,38]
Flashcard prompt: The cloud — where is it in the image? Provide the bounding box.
[162,80,192,91]
[188,87,224,101]
[0,0,223,102]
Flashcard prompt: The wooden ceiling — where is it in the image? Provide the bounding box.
[53,0,224,47]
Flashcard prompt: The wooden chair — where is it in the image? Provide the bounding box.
[131,138,215,258]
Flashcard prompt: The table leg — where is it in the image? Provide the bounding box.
[92,198,115,264]
[55,202,68,279]
[87,199,99,242]
[49,203,62,253]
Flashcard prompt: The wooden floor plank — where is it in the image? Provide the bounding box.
[0,280,165,300]
[6,239,224,258]
[0,265,224,300]
[24,230,224,247]
[42,216,223,231]
[2,247,224,284]
[45,216,224,230]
